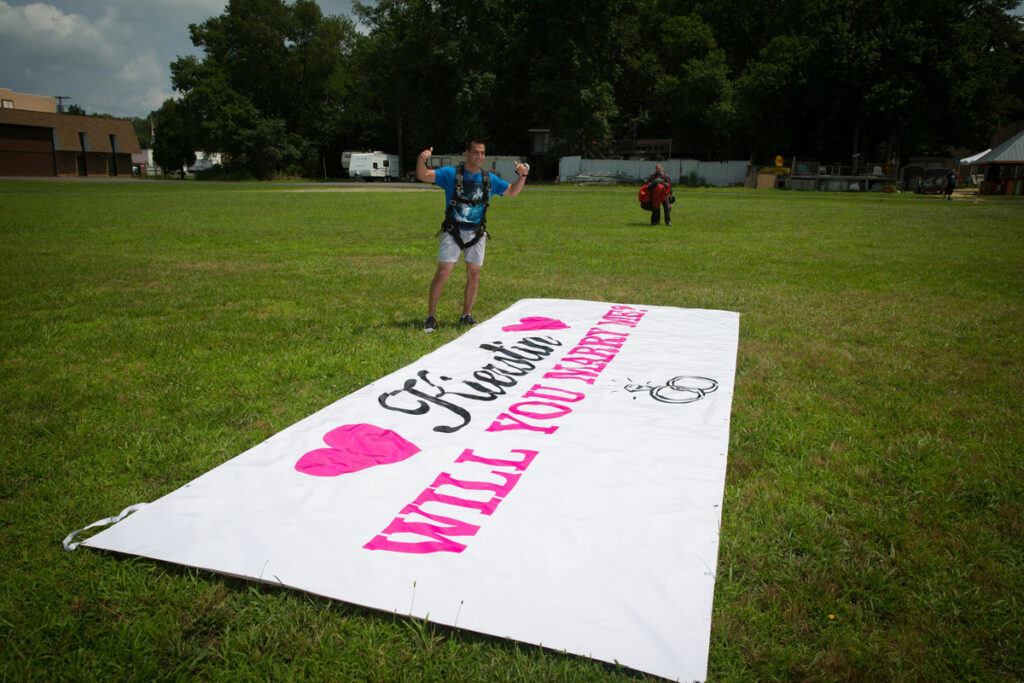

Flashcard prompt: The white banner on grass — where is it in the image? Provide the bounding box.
[81,299,739,682]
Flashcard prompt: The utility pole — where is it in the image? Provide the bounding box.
[54,95,71,114]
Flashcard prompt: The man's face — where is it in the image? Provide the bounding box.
[465,143,486,170]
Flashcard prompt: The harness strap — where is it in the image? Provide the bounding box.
[439,223,488,249]
[438,164,491,250]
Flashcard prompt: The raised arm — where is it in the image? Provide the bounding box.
[505,160,529,197]
[416,147,436,184]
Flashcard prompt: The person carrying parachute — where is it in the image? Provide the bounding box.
[638,164,674,226]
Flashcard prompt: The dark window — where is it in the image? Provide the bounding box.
[78,132,88,175]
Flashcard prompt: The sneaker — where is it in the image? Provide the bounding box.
[423,315,436,333]
[458,314,476,326]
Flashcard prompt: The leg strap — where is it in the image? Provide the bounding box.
[438,222,489,250]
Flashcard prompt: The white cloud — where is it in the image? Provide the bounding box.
[116,52,165,85]
[0,0,356,118]
[4,3,122,71]
[0,1,214,116]
[113,52,175,114]
[21,2,80,37]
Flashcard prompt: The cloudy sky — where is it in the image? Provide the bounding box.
[0,0,357,119]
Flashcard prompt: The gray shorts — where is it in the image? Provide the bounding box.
[438,229,486,265]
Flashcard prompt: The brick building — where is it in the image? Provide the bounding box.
[0,89,141,177]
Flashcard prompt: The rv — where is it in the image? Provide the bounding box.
[341,150,359,174]
[348,151,399,181]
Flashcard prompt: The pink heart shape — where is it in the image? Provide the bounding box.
[502,316,570,332]
[295,423,421,477]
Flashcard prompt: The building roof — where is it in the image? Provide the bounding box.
[0,108,141,154]
[0,87,58,113]
[974,128,1024,164]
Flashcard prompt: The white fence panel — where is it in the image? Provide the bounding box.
[559,158,748,187]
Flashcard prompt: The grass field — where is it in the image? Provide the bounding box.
[1,179,1022,680]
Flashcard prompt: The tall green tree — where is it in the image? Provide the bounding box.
[353,0,521,168]
[510,0,630,157]
[356,0,636,162]
[170,0,357,177]
[657,11,735,155]
[131,117,152,148]
[352,0,450,166]
[152,98,196,175]
[160,0,1024,173]
[730,0,1024,162]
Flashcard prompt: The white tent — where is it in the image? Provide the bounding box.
[959,148,991,165]
[958,148,992,187]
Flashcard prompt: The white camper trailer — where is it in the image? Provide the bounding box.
[348,151,399,181]
[341,150,357,174]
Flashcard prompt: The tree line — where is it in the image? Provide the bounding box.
[150,0,1024,179]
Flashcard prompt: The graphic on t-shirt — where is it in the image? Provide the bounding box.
[453,178,487,225]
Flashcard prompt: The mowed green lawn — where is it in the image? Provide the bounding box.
[1,179,1021,680]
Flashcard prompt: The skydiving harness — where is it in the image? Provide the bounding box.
[436,164,490,250]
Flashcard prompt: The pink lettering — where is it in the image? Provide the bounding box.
[521,384,586,403]
[486,412,560,434]
[366,306,649,555]
[363,504,480,554]
[584,326,630,340]
[454,448,538,471]
[509,400,572,421]
[598,317,638,328]
[365,447,542,554]
[542,365,600,384]
[578,327,630,348]
[597,305,648,329]
[560,357,609,371]
[412,470,520,517]
[566,346,617,362]
[577,336,626,350]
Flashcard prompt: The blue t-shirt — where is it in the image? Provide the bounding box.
[434,166,510,227]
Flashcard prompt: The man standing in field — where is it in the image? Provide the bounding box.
[643,164,673,226]
[416,140,529,332]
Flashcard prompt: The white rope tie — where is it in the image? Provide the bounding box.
[62,503,148,551]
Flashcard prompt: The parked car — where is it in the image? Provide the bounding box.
[915,168,952,194]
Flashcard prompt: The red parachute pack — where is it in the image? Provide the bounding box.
[638,179,671,211]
